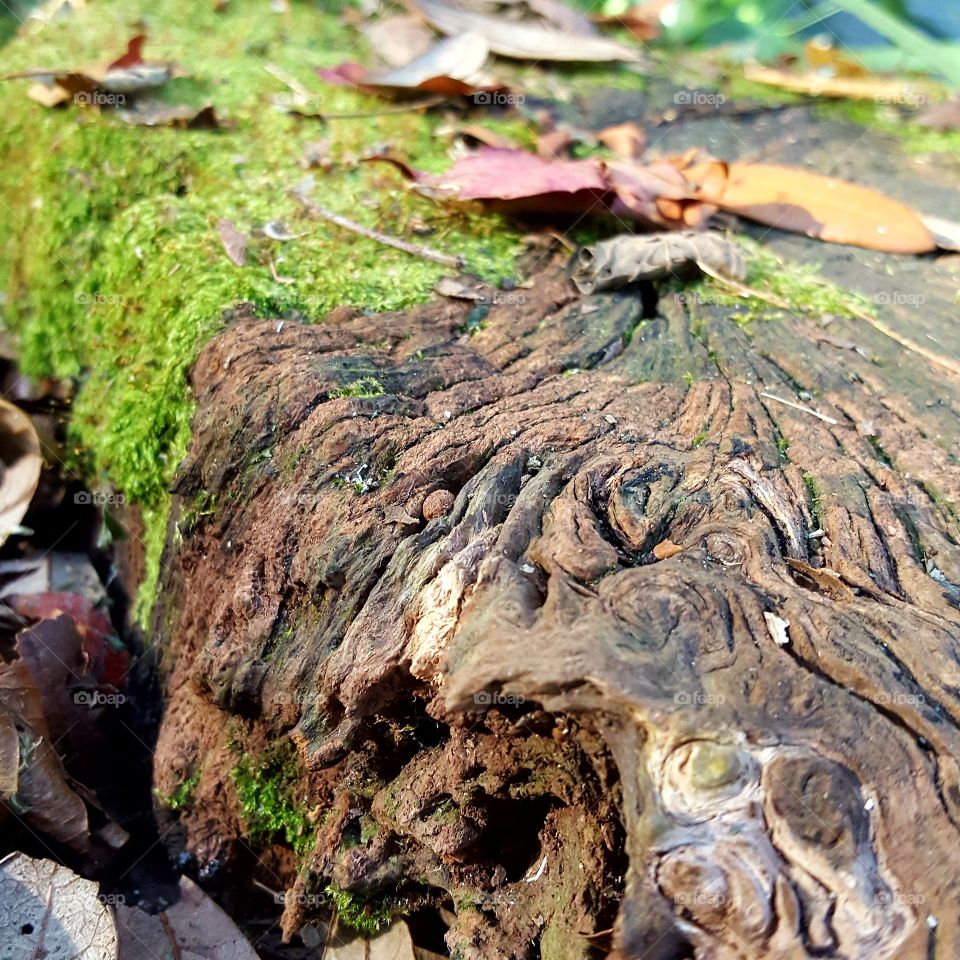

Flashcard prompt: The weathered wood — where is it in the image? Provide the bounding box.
[153,104,960,960]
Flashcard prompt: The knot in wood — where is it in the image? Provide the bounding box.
[422,489,455,520]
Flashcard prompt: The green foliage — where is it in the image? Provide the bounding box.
[157,769,200,811]
[324,882,393,935]
[331,377,385,399]
[232,747,315,856]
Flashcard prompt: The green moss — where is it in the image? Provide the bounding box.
[157,769,200,811]
[231,744,315,856]
[324,882,393,935]
[0,0,525,624]
[700,236,874,324]
[692,430,708,447]
[802,471,824,529]
[818,100,960,157]
[331,377,385,399]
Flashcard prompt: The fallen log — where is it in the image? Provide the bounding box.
[153,209,960,958]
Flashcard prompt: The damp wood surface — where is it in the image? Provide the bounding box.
[151,102,960,959]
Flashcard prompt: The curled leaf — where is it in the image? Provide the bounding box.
[320,33,496,98]
[406,0,642,62]
[569,231,746,294]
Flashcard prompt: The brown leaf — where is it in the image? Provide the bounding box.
[0,659,90,849]
[217,218,248,267]
[7,34,174,108]
[319,33,495,99]
[323,920,417,960]
[536,128,574,159]
[682,160,936,254]
[652,539,683,560]
[597,121,646,159]
[454,124,522,151]
[406,0,642,62]
[742,62,933,103]
[0,397,42,546]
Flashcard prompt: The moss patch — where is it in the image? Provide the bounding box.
[0,0,528,622]
[324,882,393,935]
[231,744,315,856]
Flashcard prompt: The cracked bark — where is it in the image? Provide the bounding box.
[151,106,960,960]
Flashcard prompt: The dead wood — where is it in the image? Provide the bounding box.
[151,103,960,960]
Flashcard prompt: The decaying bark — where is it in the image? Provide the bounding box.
[152,105,960,960]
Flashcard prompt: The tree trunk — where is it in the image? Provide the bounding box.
[151,103,960,960]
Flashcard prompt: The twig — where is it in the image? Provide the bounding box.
[293,191,465,269]
[760,391,839,425]
[850,307,960,379]
[320,96,447,119]
[698,262,790,309]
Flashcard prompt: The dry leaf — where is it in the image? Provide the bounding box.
[917,96,960,130]
[597,121,646,159]
[324,920,417,960]
[360,14,435,69]
[682,160,936,254]
[592,0,674,41]
[116,876,261,959]
[921,214,960,252]
[7,34,175,109]
[0,397,42,546]
[570,231,746,294]
[373,147,699,227]
[536,128,574,159]
[0,854,117,958]
[742,62,933,104]
[406,0,641,62]
[652,539,683,560]
[217,218,248,266]
[454,124,521,150]
[319,33,495,98]
[0,660,90,848]
[116,101,220,128]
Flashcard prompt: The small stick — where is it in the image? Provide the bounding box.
[293,192,465,269]
[320,96,447,119]
[698,262,789,309]
[760,391,839,425]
